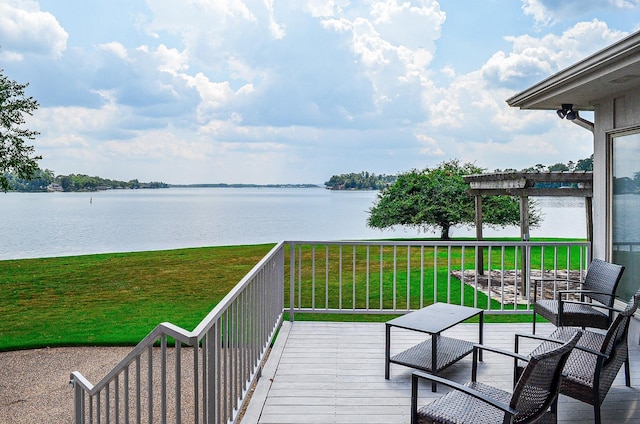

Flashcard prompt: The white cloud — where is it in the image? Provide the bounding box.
[522,0,640,26]
[521,0,555,26]
[103,129,213,161]
[0,0,67,61]
[482,20,628,89]
[152,44,190,74]
[416,134,444,155]
[98,42,129,60]
[307,0,344,17]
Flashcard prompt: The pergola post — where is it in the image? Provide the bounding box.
[475,195,484,275]
[585,196,593,242]
[519,195,530,295]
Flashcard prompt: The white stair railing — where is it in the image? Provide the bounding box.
[70,242,285,424]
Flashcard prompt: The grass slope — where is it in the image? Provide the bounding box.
[2,239,580,351]
[0,244,274,351]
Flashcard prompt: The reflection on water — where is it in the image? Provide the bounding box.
[613,193,640,244]
[0,189,586,260]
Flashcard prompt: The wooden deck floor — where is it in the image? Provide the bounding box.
[243,320,640,424]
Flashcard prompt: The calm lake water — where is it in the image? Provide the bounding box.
[0,188,586,260]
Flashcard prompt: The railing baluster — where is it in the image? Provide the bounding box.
[420,246,424,309]
[379,245,383,310]
[223,310,229,424]
[352,245,356,310]
[447,245,452,304]
[232,301,239,417]
[473,246,479,308]
[433,246,438,305]
[366,245,370,311]
[487,246,492,311]
[312,245,316,310]
[193,342,199,424]
[161,335,167,424]
[406,245,411,310]
[135,356,141,424]
[175,341,181,424]
[123,366,129,424]
[114,375,119,424]
[147,346,153,424]
[339,245,343,310]
[500,246,506,310]
[325,244,329,310]
[90,394,94,424]
[511,244,516,306]
[461,245,466,306]
[393,245,397,310]
[97,389,101,424]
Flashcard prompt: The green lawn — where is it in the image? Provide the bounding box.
[1,239,577,351]
[0,245,274,351]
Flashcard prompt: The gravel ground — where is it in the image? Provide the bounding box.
[0,347,132,424]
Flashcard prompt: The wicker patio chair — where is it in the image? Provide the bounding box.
[411,330,582,424]
[532,258,624,334]
[517,289,640,424]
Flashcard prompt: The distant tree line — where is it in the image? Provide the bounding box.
[324,172,397,190]
[3,168,168,192]
[496,155,594,188]
[326,156,593,192]
[614,172,640,194]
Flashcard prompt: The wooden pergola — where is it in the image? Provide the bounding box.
[464,170,593,276]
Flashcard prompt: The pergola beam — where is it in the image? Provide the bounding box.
[467,188,592,197]
[465,171,594,278]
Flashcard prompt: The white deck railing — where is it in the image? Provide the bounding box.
[69,242,285,424]
[70,239,589,423]
[287,240,591,318]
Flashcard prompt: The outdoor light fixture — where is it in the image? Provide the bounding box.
[556,103,575,120]
[555,103,594,132]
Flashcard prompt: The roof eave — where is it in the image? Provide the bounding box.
[506,30,640,110]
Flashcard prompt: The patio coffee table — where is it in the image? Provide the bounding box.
[385,302,484,391]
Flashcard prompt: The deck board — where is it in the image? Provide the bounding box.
[243,320,640,424]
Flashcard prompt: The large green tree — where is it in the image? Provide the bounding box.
[0,69,40,192]
[367,159,541,240]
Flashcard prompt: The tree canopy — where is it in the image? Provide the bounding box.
[0,69,40,192]
[367,159,541,240]
[325,171,396,190]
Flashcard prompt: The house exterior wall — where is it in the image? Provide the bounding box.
[592,86,640,261]
[593,87,640,342]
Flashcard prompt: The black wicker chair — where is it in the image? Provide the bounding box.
[411,330,582,424]
[517,290,640,424]
[532,259,624,334]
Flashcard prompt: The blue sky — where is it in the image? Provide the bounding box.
[1,1,639,184]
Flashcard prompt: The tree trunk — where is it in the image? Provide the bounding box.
[440,225,450,240]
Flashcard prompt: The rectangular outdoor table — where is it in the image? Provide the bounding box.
[385,303,484,391]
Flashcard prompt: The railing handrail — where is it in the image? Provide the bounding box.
[70,241,286,396]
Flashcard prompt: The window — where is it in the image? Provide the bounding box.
[611,131,640,299]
